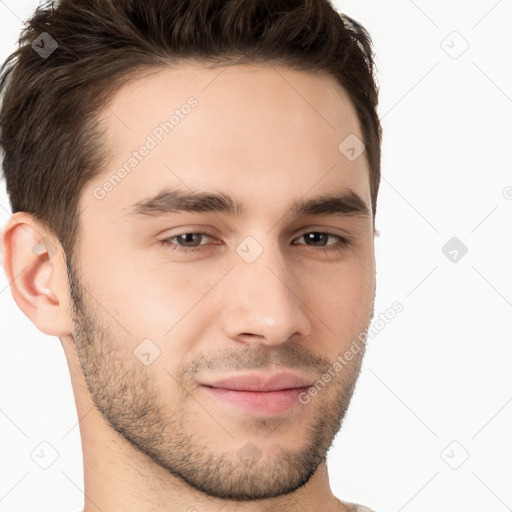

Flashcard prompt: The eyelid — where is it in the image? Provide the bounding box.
[159,227,352,254]
[293,229,348,243]
[291,225,352,241]
[159,226,350,242]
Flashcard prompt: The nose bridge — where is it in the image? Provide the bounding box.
[221,234,311,345]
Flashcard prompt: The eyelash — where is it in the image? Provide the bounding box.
[159,230,351,254]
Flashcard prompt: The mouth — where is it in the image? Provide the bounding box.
[199,371,314,415]
[200,385,311,415]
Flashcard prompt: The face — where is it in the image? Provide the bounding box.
[68,62,376,500]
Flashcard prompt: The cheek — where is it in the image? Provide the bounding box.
[90,255,226,351]
[303,258,375,346]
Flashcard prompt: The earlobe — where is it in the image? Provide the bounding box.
[1,212,74,337]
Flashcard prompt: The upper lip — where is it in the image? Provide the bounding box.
[200,371,314,392]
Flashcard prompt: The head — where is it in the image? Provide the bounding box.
[1,0,381,503]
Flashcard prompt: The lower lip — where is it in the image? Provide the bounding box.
[201,386,310,415]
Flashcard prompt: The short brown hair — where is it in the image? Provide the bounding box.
[0,0,382,261]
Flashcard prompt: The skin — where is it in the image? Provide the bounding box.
[2,62,376,512]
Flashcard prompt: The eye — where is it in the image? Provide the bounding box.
[159,232,215,253]
[159,230,350,254]
[293,231,350,253]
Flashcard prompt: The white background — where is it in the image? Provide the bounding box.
[1,1,511,511]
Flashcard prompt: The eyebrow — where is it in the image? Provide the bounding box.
[123,187,370,220]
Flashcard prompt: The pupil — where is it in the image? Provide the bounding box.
[180,233,200,246]
[307,232,326,246]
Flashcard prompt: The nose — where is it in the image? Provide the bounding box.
[220,240,311,347]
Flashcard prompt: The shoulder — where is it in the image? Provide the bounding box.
[352,505,378,512]
[338,498,378,512]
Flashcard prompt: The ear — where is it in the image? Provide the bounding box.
[1,212,74,337]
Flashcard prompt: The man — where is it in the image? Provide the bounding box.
[0,0,382,510]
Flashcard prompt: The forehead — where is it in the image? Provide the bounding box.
[81,62,370,222]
